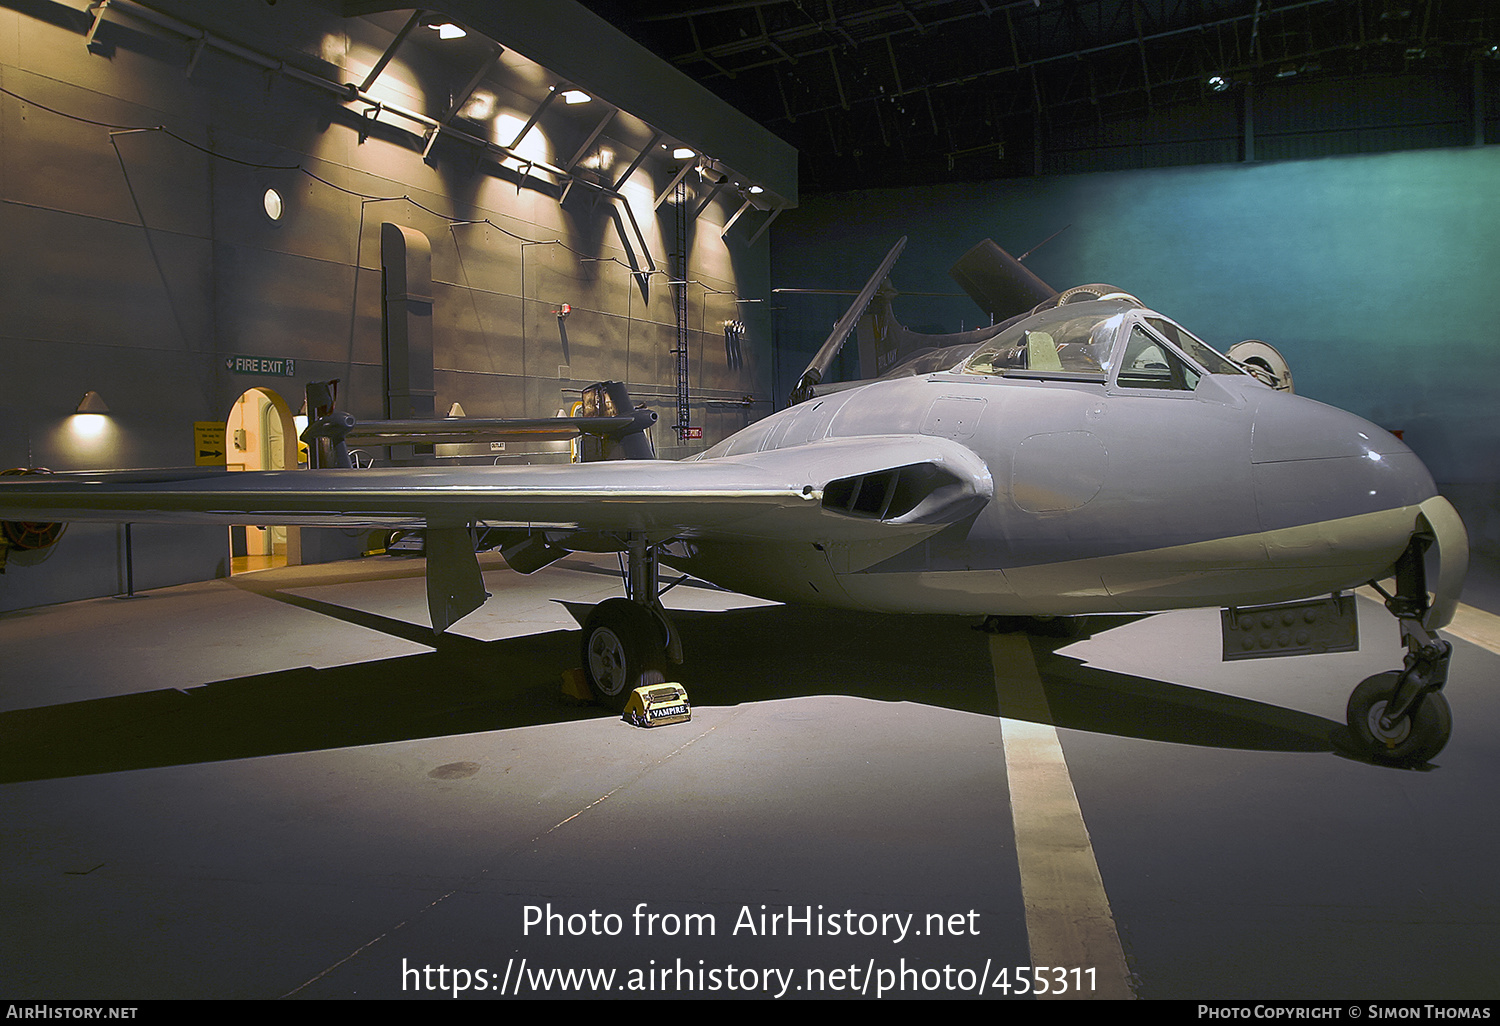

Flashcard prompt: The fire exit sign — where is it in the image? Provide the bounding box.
[225,355,296,377]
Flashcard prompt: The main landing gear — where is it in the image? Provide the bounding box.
[580,536,681,711]
[1352,541,1454,766]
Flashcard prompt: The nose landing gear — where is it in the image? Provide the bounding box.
[1354,538,1455,766]
[1347,663,1452,767]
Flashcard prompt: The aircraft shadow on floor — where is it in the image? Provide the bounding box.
[0,571,1383,783]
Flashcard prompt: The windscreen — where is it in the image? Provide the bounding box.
[1143,317,1244,377]
[961,301,1132,378]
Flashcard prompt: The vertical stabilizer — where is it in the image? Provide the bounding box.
[949,239,1057,322]
[577,381,657,461]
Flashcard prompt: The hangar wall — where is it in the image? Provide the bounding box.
[0,0,773,612]
[771,145,1500,548]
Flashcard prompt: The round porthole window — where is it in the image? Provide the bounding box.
[263,187,284,221]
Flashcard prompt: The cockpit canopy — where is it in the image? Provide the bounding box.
[958,299,1244,391]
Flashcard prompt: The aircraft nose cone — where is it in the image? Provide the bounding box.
[1250,390,1436,532]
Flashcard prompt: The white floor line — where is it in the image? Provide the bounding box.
[1356,587,1500,655]
[1442,602,1500,655]
[990,633,1136,1000]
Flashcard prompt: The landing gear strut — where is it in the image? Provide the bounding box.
[1354,540,1454,766]
[579,536,681,711]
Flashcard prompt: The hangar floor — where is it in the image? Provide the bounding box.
[1,548,1498,1001]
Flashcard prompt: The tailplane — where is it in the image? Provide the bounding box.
[298,379,658,465]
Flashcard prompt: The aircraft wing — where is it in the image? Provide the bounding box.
[0,461,805,534]
[0,435,987,538]
[0,434,992,629]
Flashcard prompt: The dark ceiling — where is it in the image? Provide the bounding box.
[576,0,1499,193]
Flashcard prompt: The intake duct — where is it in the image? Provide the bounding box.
[821,463,971,523]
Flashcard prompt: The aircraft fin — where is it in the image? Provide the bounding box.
[948,239,1057,323]
[576,381,658,461]
[832,238,1061,382]
[425,525,489,632]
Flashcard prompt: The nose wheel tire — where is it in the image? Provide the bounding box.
[581,598,667,711]
[1346,671,1452,766]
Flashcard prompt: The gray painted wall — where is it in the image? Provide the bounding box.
[0,1,772,612]
[772,146,1500,546]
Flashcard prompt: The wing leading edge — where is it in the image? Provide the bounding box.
[0,434,993,629]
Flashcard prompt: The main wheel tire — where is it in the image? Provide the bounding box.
[581,598,668,711]
[1346,671,1453,766]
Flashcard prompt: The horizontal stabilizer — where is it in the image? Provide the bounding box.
[302,381,657,461]
[344,416,642,445]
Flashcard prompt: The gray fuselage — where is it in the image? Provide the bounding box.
[671,301,1442,617]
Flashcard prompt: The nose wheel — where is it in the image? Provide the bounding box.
[1346,670,1452,766]
[1354,536,1456,766]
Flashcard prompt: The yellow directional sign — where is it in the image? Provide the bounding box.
[194,422,227,466]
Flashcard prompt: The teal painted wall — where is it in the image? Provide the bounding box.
[772,147,1500,539]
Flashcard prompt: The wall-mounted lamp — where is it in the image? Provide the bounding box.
[68,390,113,446]
[1208,74,1231,92]
[76,390,110,414]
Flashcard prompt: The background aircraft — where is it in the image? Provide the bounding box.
[0,239,1467,765]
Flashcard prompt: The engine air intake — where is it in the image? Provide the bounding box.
[821,463,964,521]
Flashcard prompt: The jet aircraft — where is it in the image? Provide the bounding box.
[0,238,1467,765]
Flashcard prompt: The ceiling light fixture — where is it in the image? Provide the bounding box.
[428,22,466,40]
[561,90,591,104]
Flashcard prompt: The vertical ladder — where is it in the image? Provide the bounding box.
[672,178,690,440]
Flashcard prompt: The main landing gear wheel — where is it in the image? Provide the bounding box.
[581,598,667,711]
[1346,671,1452,766]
